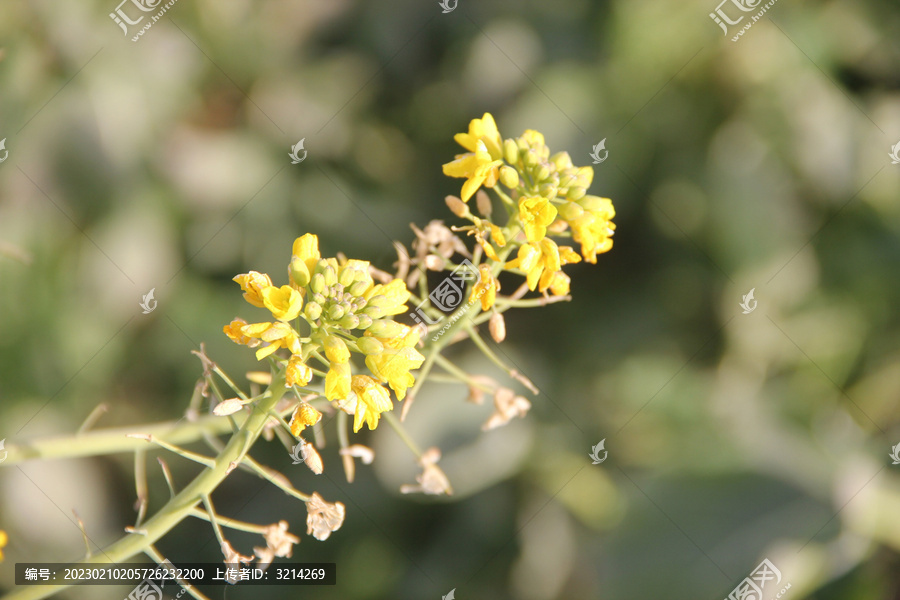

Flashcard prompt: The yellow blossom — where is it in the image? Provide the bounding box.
[261,285,303,322]
[489,224,506,247]
[223,318,260,347]
[325,361,351,401]
[442,140,502,202]
[233,271,273,307]
[349,375,394,432]
[452,112,503,160]
[364,324,425,400]
[0,530,6,562]
[292,233,321,274]
[363,279,411,316]
[241,321,301,360]
[548,271,571,296]
[470,264,499,310]
[518,196,558,242]
[285,355,313,388]
[290,402,321,435]
[323,335,350,364]
[506,238,567,292]
[569,197,615,263]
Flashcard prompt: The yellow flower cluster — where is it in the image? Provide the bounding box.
[225,234,425,432]
[442,113,616,300]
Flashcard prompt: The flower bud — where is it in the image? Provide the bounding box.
[348,280,369,297]
[366,320,405,338]
[313,292,326,305]
[558,201,584,221]
[338,267,356,287]
[504,139,519,164]
[534,164,551,182]
[567,186,586,201]
[489,312,506,343]
[539,183,558,200]
[323,335,350,363]
[339,314,360,330]
[322,265,337,287]
[304,301,322,321]
[310,273,325,295]
[363,304,386,319]
[499,166,519,189]
[476,190,493,217]
[290,257,311,288]
[356,314,373,329]
[445,195,469,218]
[523,149,539,167]
[356,337,384,355]
[328,304,345,321]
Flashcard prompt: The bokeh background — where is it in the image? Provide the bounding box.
[2,0,900,598]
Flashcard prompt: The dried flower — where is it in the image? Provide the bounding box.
[482,387,531,431]
[400,447,453,496]
[489,312,506,343]
[306,492,346,541]
[290,403,322,436]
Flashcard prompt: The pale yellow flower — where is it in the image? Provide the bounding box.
[290,402,321,435]
[223,318,260,348]
[364,324,425,400]
[241,321,301,360]
[452,112,503,159]
[261,285,303,322]
[233,271,273,307]
[442,140,502,202]
[518,196,558,242]
[349,375,393,432]
[470,263,499,311]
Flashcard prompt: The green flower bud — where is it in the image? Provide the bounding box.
[366,294,389,308]
[309,273,325,295]
[356,314,373,329]
[304,301,322,321]
[322,265,337,287]
[356,337,384,355]
[289,257,310,288]
[503,139,519,164]
[340,314,360,330]
[567,186,586,201]
[328,304,345,321]
[534,164,551,182]
[539,183,558,200]
[499,166,519,189]
[558,201,584,221]
[523,149,539,167]
[338,267,356,287]
[367,320,405,338]
[363,304,386,319]
[348,280,369,297]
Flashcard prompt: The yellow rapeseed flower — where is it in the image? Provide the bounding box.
[453,113,503,160]
[349,375,394,432]
[233,271,273,307]
[0,530,6,561]
[505,238,579,293]
[518,196,558,243]
[364,324,425,400]
[323,335,350,364]
[223,318,260,348]
[290,402,321,435]
[442,140,503,202]
[261,285,303,322]
[285,355,313,388]
[241,321,301,360]
[363,279,411,316]
[471,264,499,310]
[325,361,351,401]
[569,196,616,263]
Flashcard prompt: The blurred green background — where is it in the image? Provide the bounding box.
[2,0,900,598]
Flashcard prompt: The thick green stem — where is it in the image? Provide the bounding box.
[4,376,288,600]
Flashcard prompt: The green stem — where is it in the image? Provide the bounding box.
[4,375,289,600]
[383,411,423,459]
